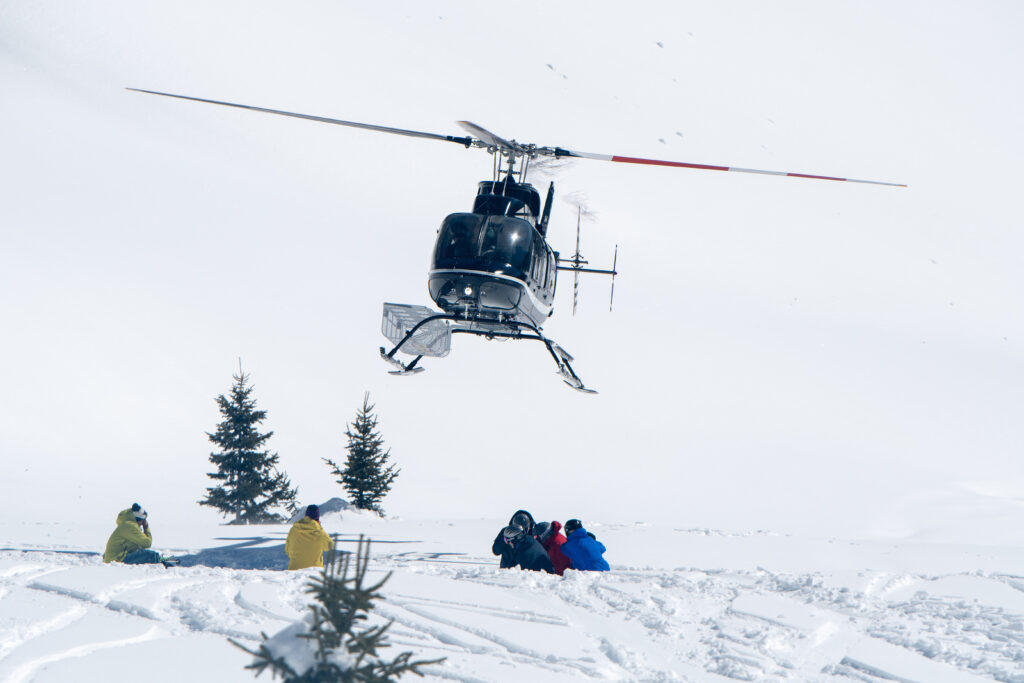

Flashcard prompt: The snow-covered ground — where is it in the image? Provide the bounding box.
[3,510,1023,682]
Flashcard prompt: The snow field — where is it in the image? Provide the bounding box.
[2,516,1023,681]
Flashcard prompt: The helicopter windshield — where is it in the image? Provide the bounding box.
[434,214,533,276]
[436,214,480,260]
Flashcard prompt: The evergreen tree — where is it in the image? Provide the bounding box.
[232,536,442,681]
[324,393,399,515]
[200,369,298,524]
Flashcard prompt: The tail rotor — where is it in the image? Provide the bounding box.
[558,207,618,315]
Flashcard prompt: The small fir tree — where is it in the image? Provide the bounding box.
[324,393,399,515]
[200,369,299,524]
[231,536,442,681]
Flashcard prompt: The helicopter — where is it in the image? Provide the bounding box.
[127,88,905,393]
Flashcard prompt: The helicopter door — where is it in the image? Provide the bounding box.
[530,233,548,290]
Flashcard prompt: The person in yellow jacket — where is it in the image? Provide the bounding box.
[104,503,161,564]
[285,504,334,570]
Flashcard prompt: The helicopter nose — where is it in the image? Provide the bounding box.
[435,280,476,307]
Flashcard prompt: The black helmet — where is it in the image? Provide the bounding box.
[503,524,526,544]
[510,511,534,534]
[533,521,553,542]
[565,519,582,534]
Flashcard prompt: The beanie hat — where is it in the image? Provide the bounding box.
[565,519,582,534]
[131,503,147,522]
[305,504,320,521]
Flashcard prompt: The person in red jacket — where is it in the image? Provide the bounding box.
[533,520,572,575]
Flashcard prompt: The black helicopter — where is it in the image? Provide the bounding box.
[128,88,904,392]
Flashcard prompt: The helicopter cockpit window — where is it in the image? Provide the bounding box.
[435,214,535,278]
[531,234,547,285]
[436,215,482,261]
[479,218,501,260]
[495,222,532,274]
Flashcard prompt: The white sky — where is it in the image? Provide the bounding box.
[1,1,1022,538]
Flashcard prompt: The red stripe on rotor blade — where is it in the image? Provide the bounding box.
[610,156,729,171]
[786,172,847,182]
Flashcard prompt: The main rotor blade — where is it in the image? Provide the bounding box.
[553,147,906,187]
[457,121,515,151]
[127,88,475,147]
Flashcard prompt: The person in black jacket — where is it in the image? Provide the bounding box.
[502,524,554,573]
[491,509,536,568]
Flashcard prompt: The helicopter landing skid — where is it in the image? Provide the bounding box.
[379,307,596,393]
[379,349,425,375]
[549,342,596,394]
[564,379,597,394]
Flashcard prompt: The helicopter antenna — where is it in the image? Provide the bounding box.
[557,206,618,313]
[573,209,582,315]
[555,207,616,315]
[538,182,554,236]
[609,245,618,312]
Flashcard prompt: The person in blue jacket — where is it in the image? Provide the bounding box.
[560,519,609,571]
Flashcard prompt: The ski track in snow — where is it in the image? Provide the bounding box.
[376,552,1024,682]
[2,549,1023,681]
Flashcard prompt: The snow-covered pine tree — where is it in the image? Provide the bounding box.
[232,536,442,681]
[200,369,298,524]
[323,393,399,515]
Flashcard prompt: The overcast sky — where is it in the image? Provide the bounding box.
[2,1,1022,540]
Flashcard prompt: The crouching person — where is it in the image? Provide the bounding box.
[533,520,572,576]
[492,509,536,569]
[502,524,555,574]
[560,519,609,571]
[104,503,160,565]
[286,504,334,570]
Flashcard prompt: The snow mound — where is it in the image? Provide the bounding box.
[288,497,351,523]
